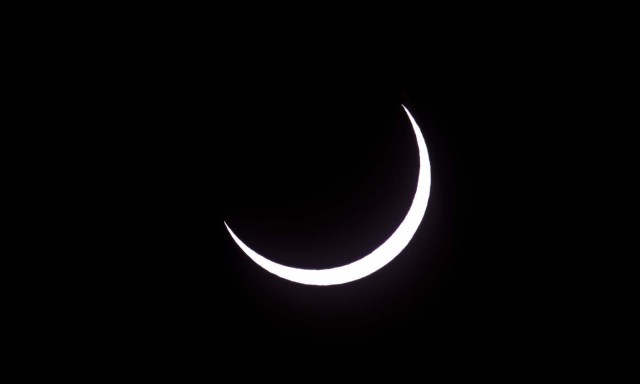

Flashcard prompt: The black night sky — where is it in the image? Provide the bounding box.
[115,27,591,370]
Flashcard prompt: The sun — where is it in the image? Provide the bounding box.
[224,105,431,286]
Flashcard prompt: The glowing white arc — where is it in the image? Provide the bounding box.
[224,105,431,286]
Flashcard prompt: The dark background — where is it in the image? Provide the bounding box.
[17,6,622,376]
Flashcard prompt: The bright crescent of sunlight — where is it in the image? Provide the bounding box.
[224,105,431,286]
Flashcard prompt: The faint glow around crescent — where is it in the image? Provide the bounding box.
[224,105,431,286]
